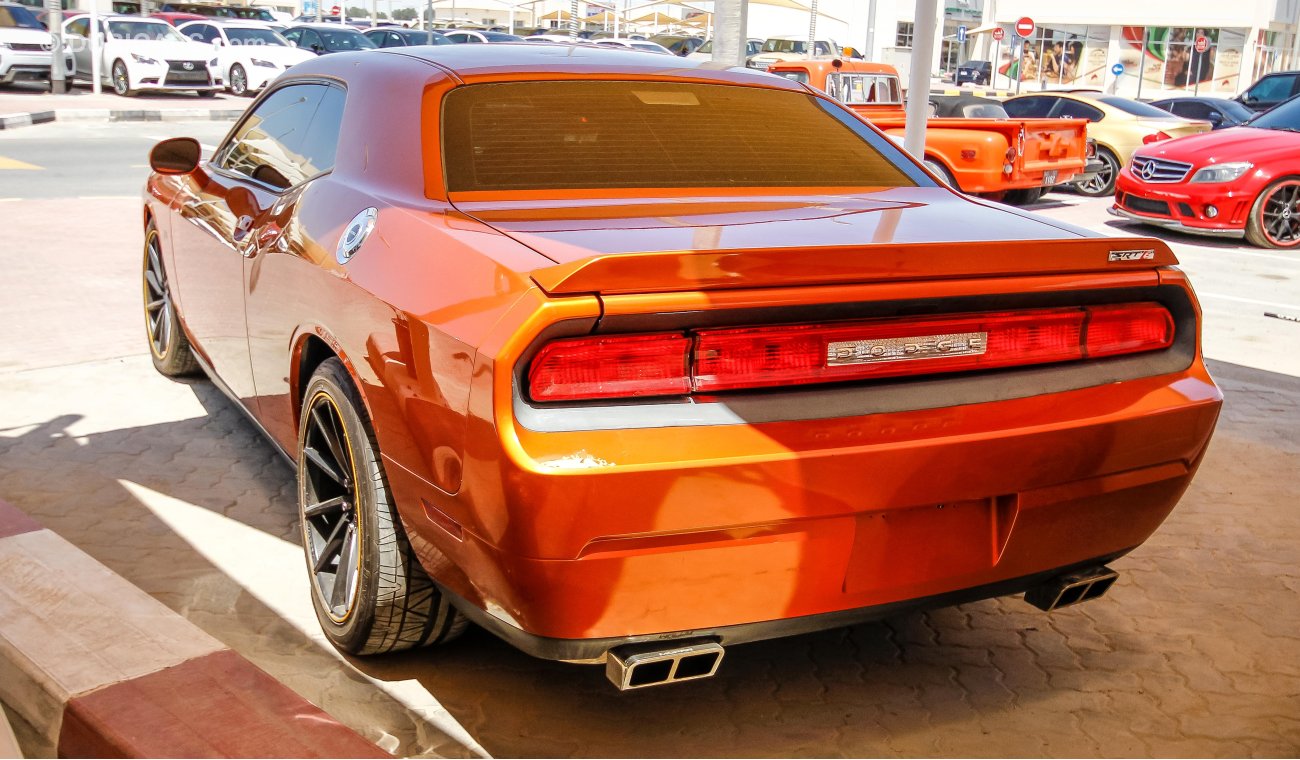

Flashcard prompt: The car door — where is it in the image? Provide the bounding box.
[168,83,329,407]
[65,16,91,79]
[243,83,346,441]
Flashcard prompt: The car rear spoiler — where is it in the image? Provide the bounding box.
[529,237,1178,296]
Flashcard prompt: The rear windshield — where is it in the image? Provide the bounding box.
[441,80,917,192]
[1095,96,1178,118]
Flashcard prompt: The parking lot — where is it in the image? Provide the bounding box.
[2,119,1298,757]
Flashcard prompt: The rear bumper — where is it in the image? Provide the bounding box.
[395,277,1221,658]
[444,549,1135,663]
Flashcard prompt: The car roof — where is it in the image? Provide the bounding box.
[370,43,803,87]
[289,22,364,29]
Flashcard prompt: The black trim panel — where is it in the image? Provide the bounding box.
[443,549,1133,664]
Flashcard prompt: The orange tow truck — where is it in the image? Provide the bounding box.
[768,59,1088,204]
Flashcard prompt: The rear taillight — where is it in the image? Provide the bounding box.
[528,333,691,402]
[527,303,1174,402]
[1142,131,1173,144]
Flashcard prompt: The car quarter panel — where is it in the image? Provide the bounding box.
[240,54,552,495]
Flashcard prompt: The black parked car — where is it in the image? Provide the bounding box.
[1235,71,1300,112]
[1149,96,1256,129]
[363,26,449,47]
[954,60,991,86]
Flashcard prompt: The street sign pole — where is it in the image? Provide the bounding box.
[89,0,101,95]
[44,0,67,94]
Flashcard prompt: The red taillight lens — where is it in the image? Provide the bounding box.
[1142,131,1173,144]
[1084,303,1174,358]
[526,303,1174,402]
[694,308,1086,392]
[528,333,690,401]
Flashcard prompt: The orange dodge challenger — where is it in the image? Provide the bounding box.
[142,44,1221,690]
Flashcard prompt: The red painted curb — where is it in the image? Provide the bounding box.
[59,650,388,759]
[0,499,42,539]
[0,498,390,759]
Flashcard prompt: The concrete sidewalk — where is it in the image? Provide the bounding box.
[0,85,245,129]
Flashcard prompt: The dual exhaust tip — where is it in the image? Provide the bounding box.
[1024,565,1119,612]
[603,565,1118,690]
[606,639,724,691]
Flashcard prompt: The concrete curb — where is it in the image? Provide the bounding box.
[0,499,388,759]
[0,108,241,130]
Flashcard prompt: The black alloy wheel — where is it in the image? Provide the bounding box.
[1074,147,1118,197]
[300,388,363,624]
[143,224,199,377]
[1246,179,1300,249]
[297,358,468,655]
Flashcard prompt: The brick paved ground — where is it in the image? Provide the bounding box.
[1,197,1298,757]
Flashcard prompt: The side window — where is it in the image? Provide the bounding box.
[296,85,346,178]
[1174,101,1213,120]
[1051,99,1103,122]
[814,42,832,56]
[300,28,322,50]
[281,28,301,44]
[388,31,404,46]
[189,24,217,43]
[217,84,326,190]
[1249,74,1297,101]
[1003,96,1056,118]
[66,17,88,36]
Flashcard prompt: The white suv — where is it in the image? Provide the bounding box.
[64,14,221,96]
[178,20,313,96]
[746,36,843,70]
[0,2,69,86]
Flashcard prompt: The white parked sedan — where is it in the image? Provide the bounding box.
[593,38,673,55]
[178,20,313,96]
[64,14,221,96]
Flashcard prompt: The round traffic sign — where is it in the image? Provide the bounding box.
[992,27,1005,41]
[330,4,340,14]
[1195,35,1209,53]
[1015,17,1034,38]
[1111,63,1125,76]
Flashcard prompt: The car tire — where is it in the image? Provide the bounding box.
[1002,187,1045,206]
[229,64,249,97]
[297,358,468,655]
[142,222,200,377]
[196,89,217,98]
[1245,177,1300,249]
[924,158,957,189]
[111,59,135,97]
[1073,147,1118,197]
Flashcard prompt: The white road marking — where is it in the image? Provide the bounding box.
[1199,292,1300,311]
[1178,248,1300,265]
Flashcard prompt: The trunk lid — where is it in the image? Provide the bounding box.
[451,187,1176,295]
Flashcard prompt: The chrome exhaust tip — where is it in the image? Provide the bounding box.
[605,639,724,690]
[1025,566,1119,612]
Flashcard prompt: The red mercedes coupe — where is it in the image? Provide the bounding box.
[1112,95,1300,248]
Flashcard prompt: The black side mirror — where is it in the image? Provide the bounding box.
[1207,112,1224,125]
[150,137,201,175]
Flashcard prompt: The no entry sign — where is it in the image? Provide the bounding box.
[992,27,1005,41]
[1195,35,1209,53]
[1015,17,1035,38]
